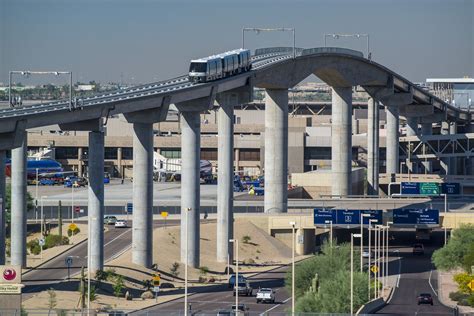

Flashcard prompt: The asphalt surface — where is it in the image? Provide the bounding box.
[376,231,453,316]
[129,264,292,316]
[22,219,181,299]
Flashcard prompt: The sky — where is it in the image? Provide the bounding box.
[1,0,473,86]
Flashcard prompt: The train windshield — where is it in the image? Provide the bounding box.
[189,62,207,73]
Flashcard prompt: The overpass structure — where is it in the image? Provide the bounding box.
[0,47,473,273]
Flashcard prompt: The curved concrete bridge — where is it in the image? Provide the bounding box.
[0,47,472,272]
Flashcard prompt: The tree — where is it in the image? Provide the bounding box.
[4,184,35,229]
[170,262,180,280]
[432,224,474,271]
[47,288,57,310]
[113,275,125,297]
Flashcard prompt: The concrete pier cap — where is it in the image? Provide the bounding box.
[176,92,216,268]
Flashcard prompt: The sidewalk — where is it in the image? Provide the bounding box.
[438,270,474,314]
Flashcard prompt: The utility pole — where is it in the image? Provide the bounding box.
[58,200,62,239]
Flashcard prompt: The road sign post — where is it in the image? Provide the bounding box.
[39,238,45,261]
[65,256,73,280]
[161,211,168,228]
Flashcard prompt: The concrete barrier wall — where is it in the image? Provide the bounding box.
[356,297,386,315]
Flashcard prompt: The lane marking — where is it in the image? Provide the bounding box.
[428,269,438,297]
[260,297,291,315]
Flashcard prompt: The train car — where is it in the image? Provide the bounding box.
[188,49,252,83]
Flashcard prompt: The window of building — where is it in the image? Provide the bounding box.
[56,147,78,159]
[304,147,331,160]
[161,148,181,159]
[104,147,118,160]
[122,147,133,160]
[239,149,260,161]
[201,148,217,160]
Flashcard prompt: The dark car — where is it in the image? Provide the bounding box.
[413,243,424,255]
[417,293,433,305]
[228,274,246,289]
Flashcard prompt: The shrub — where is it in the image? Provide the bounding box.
[449,291,468,302]
[170,262,180,279]
[112,275,124,297]
[67,226,80,237]
[242,235,251,244]
[47,288,57,309]
[467,294,474,307]
[45,234,69,249]
[199,266,209,275]
[27,239,41,255]
[105,268,117,280]
[453,272,474,294]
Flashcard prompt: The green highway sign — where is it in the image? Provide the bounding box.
[419,182,440,195]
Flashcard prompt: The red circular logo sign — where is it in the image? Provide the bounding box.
[3,268,17,281]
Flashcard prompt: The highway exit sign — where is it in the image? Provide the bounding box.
[419,182,440,195]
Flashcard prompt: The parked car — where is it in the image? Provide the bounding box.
[413,243,424,255]
[256,288,275,304]
[233,281,253,297]
[115,220,127,228]
[104,215,117,225]
[228,274,246,289]
[231,304,249,316]
[417,293,433,305]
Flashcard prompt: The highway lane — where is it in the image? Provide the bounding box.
[377,231,453,316]
[22,219,181,298]
[130,264,292,315]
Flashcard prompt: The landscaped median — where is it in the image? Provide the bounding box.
[433,224,474,313]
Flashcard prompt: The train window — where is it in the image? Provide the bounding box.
[189,62,207,73]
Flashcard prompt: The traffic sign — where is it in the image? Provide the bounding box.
[370,265,378,274]
[419,182,440,195]
[468,280,474,291]
[393,209,439,226]
[401,182,419,195]
[153,274,161,286]
[68,223,78,231]
[74,206,80,213]
[313,208,335,225]
[441,183,461,195]
[38,238,45,247]
[153,286,160,293]
[126,203,133,214]
[161,211,168,218]
[65,257,73,266]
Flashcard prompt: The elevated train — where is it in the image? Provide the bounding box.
[188,49,252,83]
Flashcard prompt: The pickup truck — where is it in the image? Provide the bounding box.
[256,288,275,304]
[233,281,253,296]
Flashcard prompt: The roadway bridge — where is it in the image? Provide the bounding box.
[0,47,473,274]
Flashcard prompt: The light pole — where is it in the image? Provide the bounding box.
[323,33,370,59]
[360,213,371,272]
[229,238,239,311]
[242,27,296,58]
[325,220,333,248]
[441,193,448,245]
[40,195,47,261]
[71,184,75,223]
[386,222,393,287]
[351,233,362,315]
[9,70,74,110]
[373,225,379,298]
[184,207,191,316]
[289,221,296,316]
[35,168,39,222]
[368,219,377,300]
[87,216,96,315]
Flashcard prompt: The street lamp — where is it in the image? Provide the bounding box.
[35,168,39,223]
[289,221,296,316]
[9,70,74,110]
[351,233,362,315]
[368,219,378,300]
[87,216,96,315]
[40,195,47,261]
[229,238,239,311]
[323,33,370,59]
[184,207,191,316]
[386,222,393,286]
[441,194,448,245]
[325,220,333,248]
[360,213,371,272]
[242,27,296,58]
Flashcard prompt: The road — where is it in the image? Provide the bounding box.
[376,231,453,316]
[22,219,181,298]
[129,264,291,316]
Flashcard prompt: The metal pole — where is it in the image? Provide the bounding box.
[351,234,354,315]
[368,222,371,300]
[386,225,389,285]
[444,194,447,245]
[330,221,333,248]
[293,29,296,59]
[8,71,12,107]
[374,226,378,299]
[360,213,363,272]
[242,28,245,49]
[292,224,295,316]
[236,239,239,311]
[71,185,74,223]
[70,71,73,111]
[367,34,370,58]
[377,227,381,297]
[184,208,189,316]
[381,227,385,289]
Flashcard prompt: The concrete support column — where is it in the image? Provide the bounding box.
[234,148,240,172]
[0,150,6,264]
[406,117,418,136]
[440,158,449,175]
[88,130,104,272]
[217,98,235,263]
[132,123,154,267]
[117,147,123,178]
[367,97,379,195]
[78,147,83,177]
[449,122,457,175]
[331,87,352,196]
[11,135,27,267]
[441,121,449,135]
[386,105,400,175]
[264,89,288,213]
[421,123,432,136]
[180,111,201,268]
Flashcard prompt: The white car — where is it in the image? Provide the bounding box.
[114,220,127,228]
[256,288,275,304]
